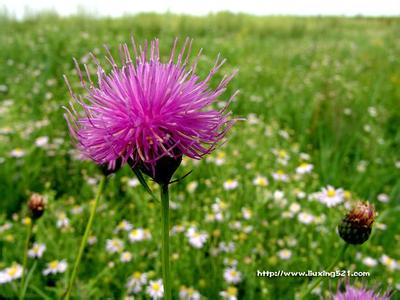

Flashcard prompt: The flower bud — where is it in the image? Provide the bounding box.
[338,201,375,245]
[28,193,46,220]
[138,155,182,185]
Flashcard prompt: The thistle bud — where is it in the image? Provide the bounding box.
[128,147,183,185]
[28,193,46,220]
[138,155,182,185]
[338,201,375,245]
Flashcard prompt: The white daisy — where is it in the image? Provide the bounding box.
[252,175,269,187]
[88,236,97,245]
[318,186,344,207]
[56,212,70,229]
[0,264,23,284]
[220,286,238,300]
[368,106,377,117]
[296,191,306,199]
[223,179,239,190]
[120,251,132,263]
[219,241,236,253]
[146,279,164,299]
[362,256,378,267]
[129,228,145,242]
[214,152,226,166]
[298,212,315,224]
[223,258,238,267]
[70,205,83,215]
[277,249,292,260]
[127,271,147,294]
[186,181,198,193]
[179,286,201,300]
[377,193,390,203]
[28,243,46,258]
[272,170,289,182]
[273,149,290,165]
[171,225,186,235]
[289,203,301,214]
[273,190,285,201]
[127,178,139,187]
[223,267,242,284]
[241,207,252,220]
[296,163,314,174]
[10,148,25,158]
[43,260,67,275]
[115,220,133,233]
[0,223,12,233]
[106,238,124,253]
[35,136,49,147]
[380,254,398,271]
[186,227,208,249]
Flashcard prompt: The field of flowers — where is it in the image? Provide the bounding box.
[0,13,399,299]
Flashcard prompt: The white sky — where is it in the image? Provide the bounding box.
[1,0,399,19]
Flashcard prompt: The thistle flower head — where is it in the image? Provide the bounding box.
[333,283,390,300]
[64,38,237,180]
[28,193,46,219]
[338,201,375,245]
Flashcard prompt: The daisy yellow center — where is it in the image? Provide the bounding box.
[385,258,394,266]
[112,240,120,247]
[220,201,227,209]
[278,150,287,158]
[49,261,58,269]
[23,217,32,225]
[133,272,141,279]
[230,270,237,277]
[217,152,226,159]
[227,286,238,296]
[300,163,309,168]
[256,178,267,186]
[327,189,336,197]
[118,222,126,228]
[277,170,285,175]
[7,266,18,276]
[131,229,139,236]
[152,283,161,292]
[187,288,194,295]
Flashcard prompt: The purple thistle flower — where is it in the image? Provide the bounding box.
[333,283,391,300]
[64,38,238,178]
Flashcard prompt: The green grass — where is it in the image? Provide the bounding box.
[0,12,399,299]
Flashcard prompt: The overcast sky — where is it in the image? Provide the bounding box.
[1,0,399,19]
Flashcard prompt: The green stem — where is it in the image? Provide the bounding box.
[300,243,349,299]
[19,221,33,300]
[63,176,106,300]
[160,184,172,300]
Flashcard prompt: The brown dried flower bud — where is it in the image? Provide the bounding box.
[338,201,375,245]
[28,193,46,219]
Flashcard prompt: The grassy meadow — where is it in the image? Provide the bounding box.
[0,12,399,299]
